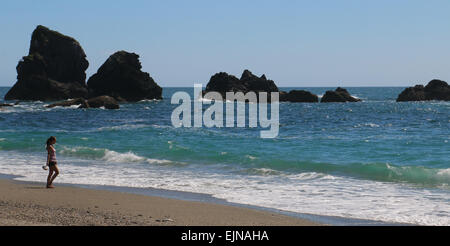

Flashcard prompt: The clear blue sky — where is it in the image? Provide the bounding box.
[1,0,449,87]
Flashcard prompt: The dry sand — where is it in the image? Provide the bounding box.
[0,179,321,226]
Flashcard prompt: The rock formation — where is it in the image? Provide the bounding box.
[239,70,279,93]
[87,51,162,102]
[279,90,319,103]
[397,80,450,102]
[82,96,120,109]
[203,70,324,103]
[203,70,279,102]
[46,98,89,108]
[4,25,89,101]
[46,96,119,109]
[204,72,244,94]
[321,87,361,103]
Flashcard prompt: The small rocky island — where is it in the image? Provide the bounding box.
[203,70,363,103]
[203,70,279,102]
[4,25,163,109]
[321,87,361,103]
[280,90,319,103]
[396,80,450,102]
[203,69,323,103]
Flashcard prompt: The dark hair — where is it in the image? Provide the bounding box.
[46,136,56,147]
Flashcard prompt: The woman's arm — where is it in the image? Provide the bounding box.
[46,147,50,165]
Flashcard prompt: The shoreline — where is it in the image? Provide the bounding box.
[0,173,408,226]
[0,176,319,226]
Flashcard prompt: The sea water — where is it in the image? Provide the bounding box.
[0,87,448,225]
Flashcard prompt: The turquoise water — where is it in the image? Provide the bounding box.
[0,86,449,225]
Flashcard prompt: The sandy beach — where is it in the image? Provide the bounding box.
[0,179,321,226]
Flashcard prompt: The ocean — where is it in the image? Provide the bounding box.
[0,86,448,225]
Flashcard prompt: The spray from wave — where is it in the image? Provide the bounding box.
[59,146,172,165]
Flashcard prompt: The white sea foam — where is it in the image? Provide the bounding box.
[102,150,145,162]
[101,149,171,164]
[0,102,51,113]
[97,124,149,131]
[48,104,81,109]
[151,124,172,129]
[246,168,283,176]
[354,123,380,128]
[138,99,159,103]
[437,168,450,177]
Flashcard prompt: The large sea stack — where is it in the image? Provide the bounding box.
[5,25,89,101]
[396,80,450,102]
[87,51,162,101]
[321,87,361,103]
[203,70,279,102]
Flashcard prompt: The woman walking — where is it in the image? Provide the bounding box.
[45,136,59,188]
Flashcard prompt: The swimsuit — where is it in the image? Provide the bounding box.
[48,146,57,166]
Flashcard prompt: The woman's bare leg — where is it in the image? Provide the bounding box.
[47,169,54,187]
[48,165,59,187]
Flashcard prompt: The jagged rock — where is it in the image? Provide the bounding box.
[4,25,89,101]
[397,80,450,102]
[204,72,245,93]
[203,70,279,102]
[280,90,319,103]
[0,103,14,107]
[87,51,162,102]
[239,70,279,93]
[46,98,88,108]
[79,96,119,109]
[321,87,361,103]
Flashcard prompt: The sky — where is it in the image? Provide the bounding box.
[1,0,449,87]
